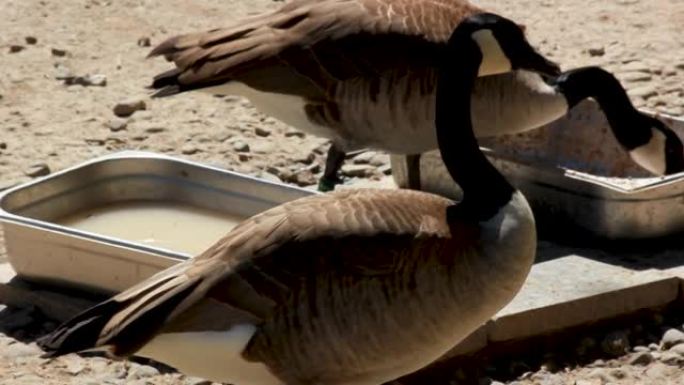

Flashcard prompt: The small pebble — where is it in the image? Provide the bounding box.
[113,98,147,117]
[668,343,684,356]
[342,164,375,177]
[660,351,684,365]
[294,153,315,165]
[627,351,653,366]
[64,359,85,375]
[645,362,674,378]
[530,372,564,385]
[144,126,166,133]
[622,72,652,82]
[620,61,651,73]
[291,170,316,186]
[181,144,200,155]
[9,45,25,53]
[232,141,250,152]
[284,130,306,138]
[137,37,151,47]
[661,328,684,349]
[85,138,105,146]
[254,127,271,137]
[51,47,67,57]
[587,368,610,382]
[107,361,129,380]
[25,36,38,45]
[587,46,605,56]
[85,73,107,86]
[24,163,51,178]
[628,85,657,99]
[259,172,282,184]
[106,118,128,132]
[66,74,107,87]
[609,368,628,380]
[127,364,160,379]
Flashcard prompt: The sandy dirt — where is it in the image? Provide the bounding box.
[1,0,683,384]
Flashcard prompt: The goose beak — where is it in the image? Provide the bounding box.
[522,52,561,77]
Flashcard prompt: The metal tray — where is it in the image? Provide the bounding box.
[391,101,684,239]
[0,151,315,293]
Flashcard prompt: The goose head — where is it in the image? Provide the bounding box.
[450,13,561,78]
[436,13,565,221]
[628,116,684,175]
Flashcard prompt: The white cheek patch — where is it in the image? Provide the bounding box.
[472,30,512,76]
[629,128,667,175]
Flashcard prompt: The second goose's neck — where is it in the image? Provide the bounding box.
[555,66,651,149]
[437,38,515,222]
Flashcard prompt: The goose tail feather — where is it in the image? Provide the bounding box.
[38,263,208,358]
[37,298,126,358]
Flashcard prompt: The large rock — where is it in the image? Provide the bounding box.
[661,328,684,350]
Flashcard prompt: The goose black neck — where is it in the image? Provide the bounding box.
[554,66,651,150]
[437,38,515,222]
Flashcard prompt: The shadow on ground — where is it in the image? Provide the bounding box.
[535,235,684,271]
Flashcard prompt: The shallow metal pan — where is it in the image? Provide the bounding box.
[0,151,316,293]
[391,101,684,239]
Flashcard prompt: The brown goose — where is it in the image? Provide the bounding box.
[148,0,684,191]
[39,13,556,385]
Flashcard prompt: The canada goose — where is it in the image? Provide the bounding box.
[148,0,684,191]
[39,13,552,385]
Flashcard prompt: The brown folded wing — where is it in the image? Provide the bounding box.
[88,189,478,357]
[149,0,481,98]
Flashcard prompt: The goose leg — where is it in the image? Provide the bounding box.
[318,144,346,192]
[406,154,422,190]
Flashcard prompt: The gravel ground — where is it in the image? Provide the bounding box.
[1,0,683,384]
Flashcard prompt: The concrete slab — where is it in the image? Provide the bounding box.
[489,255,680,343]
